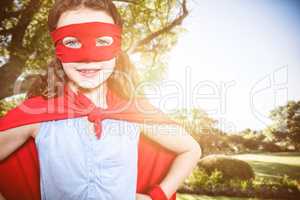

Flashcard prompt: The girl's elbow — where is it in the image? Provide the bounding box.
[0,152,7,162]
[191,141,202,160]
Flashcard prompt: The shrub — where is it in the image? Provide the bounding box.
[0,95,25,117]
[187,166,210,190]
[185,167,254,196]
[197,154,255,180]
[182,165,300,199]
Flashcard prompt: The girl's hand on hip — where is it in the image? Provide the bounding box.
[0,193,6,200]
[136,193,152,200]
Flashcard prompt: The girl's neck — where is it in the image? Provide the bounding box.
[67,81,108,109]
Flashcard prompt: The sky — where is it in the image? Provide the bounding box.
[145,0,300,133]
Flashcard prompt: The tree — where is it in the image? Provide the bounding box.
[171,107,218,135]
[266,100,300,150]
[0,0,189,100]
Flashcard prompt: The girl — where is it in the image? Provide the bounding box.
[0,0,201,200]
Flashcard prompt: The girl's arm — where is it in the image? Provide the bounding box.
[138,123,202,199]
[0,123,40,161]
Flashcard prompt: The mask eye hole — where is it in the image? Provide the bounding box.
[96,36,113,47]
[62,36,82,49]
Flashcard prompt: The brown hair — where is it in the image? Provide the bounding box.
[27,0,142,100]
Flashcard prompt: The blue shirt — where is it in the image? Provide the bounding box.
[35,116,141,200]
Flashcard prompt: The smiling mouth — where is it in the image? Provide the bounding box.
[76,68,101,77]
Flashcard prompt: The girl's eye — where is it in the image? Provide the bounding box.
[62,37,82,49]
[96,36,113,47]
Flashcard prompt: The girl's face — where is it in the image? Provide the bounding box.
[57,7,116,89]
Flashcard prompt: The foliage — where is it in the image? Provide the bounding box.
[171,108,218,135]
[0,94,26,117]
[265,100,300,150]
[181,164,300,199]
[197,155,255,180]
[0,0,188,99]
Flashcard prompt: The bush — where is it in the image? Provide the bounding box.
[197,154,255,180]
[181,167,300,199]
[0,95,25,117]
[261,142,282,152]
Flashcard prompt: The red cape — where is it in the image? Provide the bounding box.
[0,85,179,200]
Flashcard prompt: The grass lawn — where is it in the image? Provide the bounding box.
[177,193,273,200]
[229,152,300,180]
[178,152,300,200]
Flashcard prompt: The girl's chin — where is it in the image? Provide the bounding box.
[79,83,101,90]
[75,80,104,90]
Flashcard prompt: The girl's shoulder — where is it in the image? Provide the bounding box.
[0,122,41,139]
[29,118,75,139]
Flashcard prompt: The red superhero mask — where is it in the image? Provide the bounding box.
[50,21,122,63]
